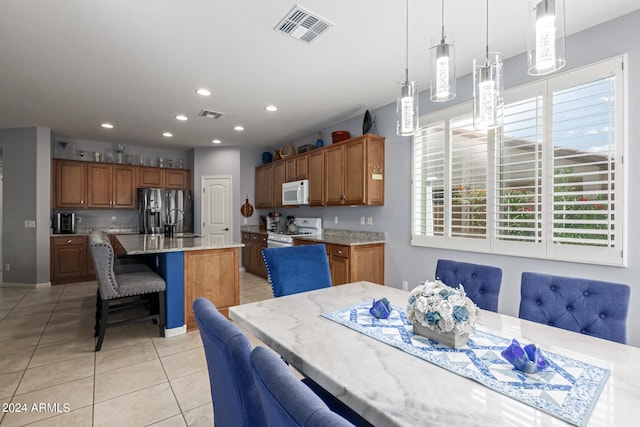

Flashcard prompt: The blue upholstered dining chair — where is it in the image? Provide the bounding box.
[435,259,503,312]
[262,244,332,297]
[192,297,267,426]
[519,272,631,344]
[250,346,357,427]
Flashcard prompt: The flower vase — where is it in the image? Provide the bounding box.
[413,323,468,348]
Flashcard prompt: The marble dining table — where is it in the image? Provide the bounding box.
[229,281,639,426]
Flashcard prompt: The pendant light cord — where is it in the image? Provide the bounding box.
[405,0,409,82]
[441,0,445,43]
[485,0,489,63]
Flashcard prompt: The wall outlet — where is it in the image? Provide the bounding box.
[111,216,117,224]
[360,216,365,225]
[24,220,36,228]
[367,217,373,225]
[77,216,82,224]
[5,264,10,272]
[334,216,339,224]
[402,280,408,291]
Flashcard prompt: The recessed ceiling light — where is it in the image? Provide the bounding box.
[234,125,244,131]
[101,123,114,129]
[196,88,211,96]
[163,132,173,137]
[265,105,278,112]
[175,114,188,121]
[212,139,222,144]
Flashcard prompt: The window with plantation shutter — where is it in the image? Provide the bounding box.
[412,56,626,266]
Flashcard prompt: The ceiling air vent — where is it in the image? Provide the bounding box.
[275,5,333,43]
[198,109,224,119]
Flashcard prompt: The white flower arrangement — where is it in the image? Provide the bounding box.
[407,280,480,335]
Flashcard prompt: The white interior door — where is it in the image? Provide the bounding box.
[201,175,232,240]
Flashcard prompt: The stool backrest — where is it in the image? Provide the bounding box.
[88,231,119,299]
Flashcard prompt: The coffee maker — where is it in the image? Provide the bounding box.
[53,212,76,234]
[266,212,283,232]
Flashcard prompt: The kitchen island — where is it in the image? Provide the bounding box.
[115,234,244,335]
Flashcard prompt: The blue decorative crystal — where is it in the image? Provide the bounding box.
[501,339,547,374]
[369,298,391,319]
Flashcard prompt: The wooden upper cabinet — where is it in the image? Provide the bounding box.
[87,164,136,208]
[55,160,87,208]
[138,167,164,188]
[111,165,137,208]
[273,162,286,207]
[165,169,190,190]
[325,134,384,206]
[255,164,274,208]
[308,150,325,206]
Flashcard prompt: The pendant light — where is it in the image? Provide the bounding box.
[473,0,503,130]
[527,0,565,75]
[397,0,418,136]
[430,0,456,102]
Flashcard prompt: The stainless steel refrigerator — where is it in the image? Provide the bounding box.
[137,188,194,234]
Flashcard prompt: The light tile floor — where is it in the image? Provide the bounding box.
[0,271,273,427]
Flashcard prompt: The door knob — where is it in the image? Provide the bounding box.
[223,228,229,231]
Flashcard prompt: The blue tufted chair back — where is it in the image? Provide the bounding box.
[435,259,503,312]
[193,298,267,426]
[262,244,332,297]
[519,272,630,344]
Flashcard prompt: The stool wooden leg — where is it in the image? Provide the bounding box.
[158,291,166,338]
[95,298,110,351]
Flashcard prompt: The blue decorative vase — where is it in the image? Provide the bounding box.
[262,151,273,164]
[315,132,324,148]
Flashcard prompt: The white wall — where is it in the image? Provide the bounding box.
[241,10,640,347]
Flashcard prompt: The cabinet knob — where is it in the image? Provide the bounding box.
[337,250,343,254]
[66,239,73,244]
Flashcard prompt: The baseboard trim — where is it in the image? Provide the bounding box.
[164,325,187,337]
[0,281,51,289]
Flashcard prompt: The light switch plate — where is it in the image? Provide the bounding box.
[24,220,36,228]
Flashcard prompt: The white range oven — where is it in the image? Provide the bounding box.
[267,217,322,248]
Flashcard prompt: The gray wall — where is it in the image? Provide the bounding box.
[0,127,51,285]
[192,146,242,244]
[241,10,640,347]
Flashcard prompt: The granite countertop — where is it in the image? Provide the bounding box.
[292,229,386,246]
[51,226,139,236]
[240,225,268,235]
[114,233,244,255]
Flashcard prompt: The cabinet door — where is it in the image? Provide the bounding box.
[325,145,345,205]
[139,167,164,188]
[273,162,286,207]
[51,236,86,282]
[255,165,274,208]
[330,244,350,285]
[165,169,190,190]
[308,151,324,206]
[344,139,366,205]
[55,160,86,208]
[295,155,309,180]
[257,237,268,278]
[284,158,297,181]
[350,243,385,284]
[87,164,113,208]
[241,233,252,271]
[112,165,137,208]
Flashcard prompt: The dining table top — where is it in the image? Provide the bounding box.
[229,281,640,427]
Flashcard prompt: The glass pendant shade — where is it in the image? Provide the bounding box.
[527,0,565,75]
[397,80,418,136]
[430,34,456,102]
[473,52,504,130]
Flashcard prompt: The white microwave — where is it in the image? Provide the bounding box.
[282,179,309,205]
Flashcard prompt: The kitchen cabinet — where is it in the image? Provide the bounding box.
[50,235,95,285]
[184,247,239,325]
[293,239,384,285]
[273,161,286,207]
[253,134,384,208]
[325,134,384,206]
[241,232,268,278]
[165,169,190,190]
[139,167,165,188]
[87,164,136,208]
[255,164,274,208]
[307,150,325,206]
[54,160,87,208]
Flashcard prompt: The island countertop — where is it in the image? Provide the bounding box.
[115,233,244,255]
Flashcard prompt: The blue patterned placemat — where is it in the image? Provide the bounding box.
[321,302,609,427]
